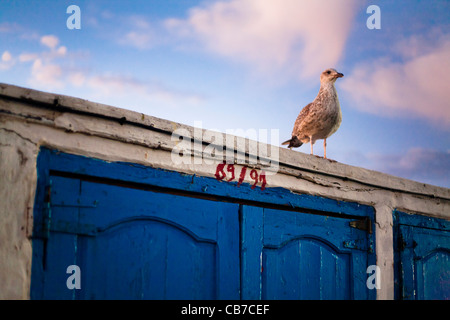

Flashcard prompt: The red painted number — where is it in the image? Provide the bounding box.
[215,163,267,191]
[215,163,226,180]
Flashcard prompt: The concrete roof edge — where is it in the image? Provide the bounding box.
[1,82,449,200]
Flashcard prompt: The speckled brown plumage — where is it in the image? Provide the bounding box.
[282,68,344,159]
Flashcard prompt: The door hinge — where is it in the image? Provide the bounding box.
[349,217,373,234]
[343,238,368,251]
[398,234,417,252]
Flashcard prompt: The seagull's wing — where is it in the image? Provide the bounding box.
[292,102,313,136]
[282,102,314,148]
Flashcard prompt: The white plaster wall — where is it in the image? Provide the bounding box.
[0,128,37,299]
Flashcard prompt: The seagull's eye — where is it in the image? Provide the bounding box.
[326,70,331,75]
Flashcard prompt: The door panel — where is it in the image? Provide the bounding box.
[32,175,240,300]
[241,206,374,300]
[262,238,351,299]
[80,219,217,299]
[394,210,450,300]
[399,225,450,300]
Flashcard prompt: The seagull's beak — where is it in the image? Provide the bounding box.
[336,72,344,78]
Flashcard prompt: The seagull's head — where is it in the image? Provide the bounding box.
[320,68,344,84]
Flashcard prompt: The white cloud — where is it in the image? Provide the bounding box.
[2,51,12,62]
[0,50,15,70]
[85,73,204,106]
[56,46,67,56]
[8,34,69,90]
[13,35,66,89]
[116,15,159,49]
[87,74,142,96]
[40,35,59,50]
[120,31,155,49]
[29,58,63,88]
[341,147,450,188]
[341,33,450,127]
[91,13,160,50]
[19,52,39,62]
[165,0,359,80]
[68,71,86,87]
[4,23,204,108]
[0,22,21,33]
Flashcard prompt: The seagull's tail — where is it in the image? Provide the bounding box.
[281,136,303,148]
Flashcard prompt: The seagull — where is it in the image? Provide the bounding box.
[282,68,344,159]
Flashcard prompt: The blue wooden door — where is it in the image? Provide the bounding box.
[241,206,375,300]
[31,148,376,300]
[395,211,450,300]
[31,174,240,299]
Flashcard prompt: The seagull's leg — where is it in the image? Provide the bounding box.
[309,136,313,155]
[324,139,327,159]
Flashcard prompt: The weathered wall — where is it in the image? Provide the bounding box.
[0,83,449,299]
[0,127,36,299]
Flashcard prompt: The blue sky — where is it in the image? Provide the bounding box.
[1,0,449,188]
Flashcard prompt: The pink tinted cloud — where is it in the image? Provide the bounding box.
[341,34,450,127]
[29,58,63,88]
[166,0,359,80]
[367,148,450,188]
[0,50,15,70]
[40,35,59,50]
